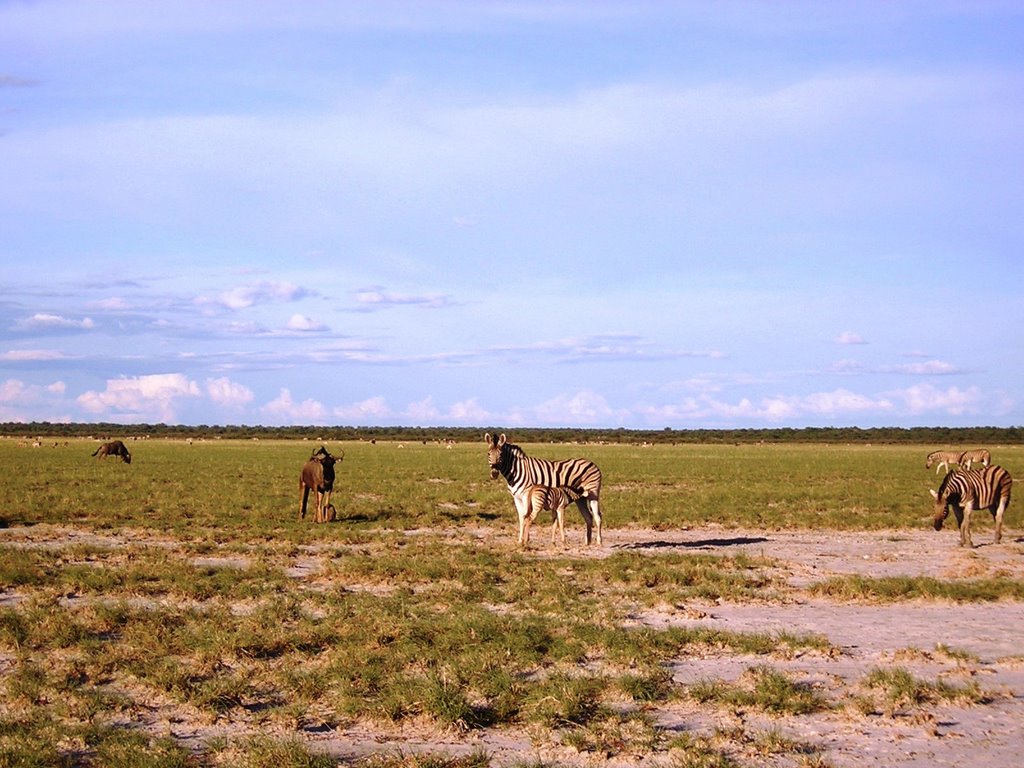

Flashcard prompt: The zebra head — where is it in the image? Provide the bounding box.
[485,432,507,480]
[929,475,955,530]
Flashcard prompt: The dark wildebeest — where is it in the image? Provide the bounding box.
[299,446,343,523]
[92,440,132,464]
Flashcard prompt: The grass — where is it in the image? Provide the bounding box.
[0,438,1020,764]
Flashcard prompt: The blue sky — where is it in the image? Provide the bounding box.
[2,1,1022,429]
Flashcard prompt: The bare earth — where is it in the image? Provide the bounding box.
[2,523,1023,766]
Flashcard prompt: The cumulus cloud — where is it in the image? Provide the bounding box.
[285,314,327,332]
[77,373,201,422]
[531,389,626,425]
[261,388,328,424]
[333,396,392,423]
[889,384,982,416]
[205,377,254,408]
[835,331,867,345]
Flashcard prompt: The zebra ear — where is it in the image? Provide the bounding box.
[484,432,492,445]
[929,489,939,500]
[498,433,507,446]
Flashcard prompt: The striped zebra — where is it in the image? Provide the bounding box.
[485,432,604,545]
[520,485,583,548]
[957,448,991,471]
[925,450,961,475]
[930,465,1012,547]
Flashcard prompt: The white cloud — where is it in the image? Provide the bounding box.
[18,313,94,330]
[835,331,867,345]
[333,396,392,423]
[198,281,309,312]
[889,384,982,416]
[285,314,326,332]
[261,388,328,424]
[77,373,201,422]
[205,377,254,408]
[531,389,625,426]
[353,287,454,310]
[1,349,68,361]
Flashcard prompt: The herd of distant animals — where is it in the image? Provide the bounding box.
[88,436,1011,549]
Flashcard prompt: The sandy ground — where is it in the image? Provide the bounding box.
[2,523,1023,766]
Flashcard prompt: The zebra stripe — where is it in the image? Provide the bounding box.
[522,485,583,547]
[957,448,991,470]
[925,450,961,474]
[486,432,604,545]
[932,465,1012,547]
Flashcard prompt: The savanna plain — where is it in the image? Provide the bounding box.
[1,438,1022,768]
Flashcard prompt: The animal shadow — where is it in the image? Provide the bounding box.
[614,536,770,551]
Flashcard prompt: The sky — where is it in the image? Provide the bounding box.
[2,1,1023,430]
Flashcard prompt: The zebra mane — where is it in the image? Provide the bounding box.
[936,469,959,498]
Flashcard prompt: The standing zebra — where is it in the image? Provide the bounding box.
[925,450,961,475]
[930,465,1012,548]
[485,433,604,545]
[957,449,991,471]
[521,485,583,548]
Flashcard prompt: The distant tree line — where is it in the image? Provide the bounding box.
[2,422,1022,445]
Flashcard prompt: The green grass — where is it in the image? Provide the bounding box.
[0,438,1020,764]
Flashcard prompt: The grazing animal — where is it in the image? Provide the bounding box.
[299,446,343,523]
[520,485,583,547]
[930,465,1012,547]
[957,449,991,471]
[92,440,132,464]
[925,450,961,475]
[485,432,604,545]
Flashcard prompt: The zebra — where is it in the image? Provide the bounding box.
[485,432,604,545]
[930,465,1012,548]
[925,450,961,475]
[520,484,584,548]
[957,448,991,471]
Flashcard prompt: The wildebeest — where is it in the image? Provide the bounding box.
[92,440,132,464]
[930,465,1012,547]
[299,446,343,523]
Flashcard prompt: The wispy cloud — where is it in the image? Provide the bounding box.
[352,287,456,311]
[197,281,311,312]
[16,313,95,331]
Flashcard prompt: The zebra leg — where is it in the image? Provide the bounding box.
[993,499,1007,544]
[588,497,603,546]
[552,505,566,548]
[515,493,530,546]
[575,498,594,544]
[957,502,974,547]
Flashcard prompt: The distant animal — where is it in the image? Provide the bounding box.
[930,465,1012,547]
[520,485,583,547]
[486,432,604,545]
[299,446,343,523]
[92,440,132,464]
[925,450,962,475]
[957,449,991,471]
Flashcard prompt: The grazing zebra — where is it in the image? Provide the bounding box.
[485,433,604,545]
[957,449,991,471]
[925,450,961,475]
[520,485,583,547]
[930,465,1012,547]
